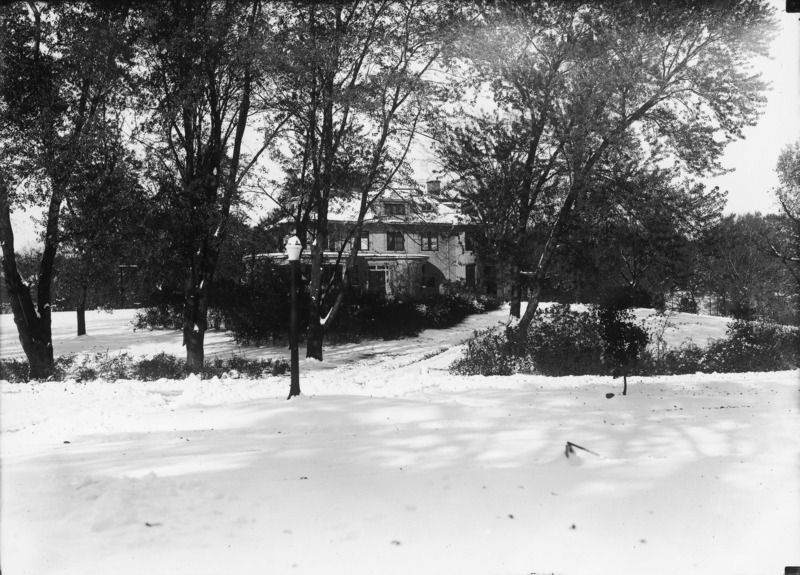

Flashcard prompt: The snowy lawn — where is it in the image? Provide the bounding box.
[1,307,798,574]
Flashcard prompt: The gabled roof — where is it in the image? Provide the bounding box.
[326,184,473,226]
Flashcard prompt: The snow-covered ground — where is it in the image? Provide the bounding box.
[1,307,798,575]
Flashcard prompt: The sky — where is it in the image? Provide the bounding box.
[8,1,800,251]
[705,0,800,214]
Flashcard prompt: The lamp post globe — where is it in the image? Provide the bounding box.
[286,236,302,262]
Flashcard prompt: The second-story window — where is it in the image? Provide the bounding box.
[420,231,438,251]
[464,230,477,252]
[387,230,405,251]
[384,202,406,217]
[325,234,340,252]
[359,231,370,250]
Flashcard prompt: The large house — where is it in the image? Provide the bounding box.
[268,180,500,297]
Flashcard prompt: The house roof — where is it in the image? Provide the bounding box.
[325,185,473,227]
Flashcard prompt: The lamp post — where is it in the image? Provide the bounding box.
[286,236,302,399]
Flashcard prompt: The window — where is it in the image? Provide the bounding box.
[384,202,406,216]
[464,231,476,252]
[465,264,476,287]
[359,231,370,250]
[368,265,388,294]
[386,231,405,251]
[420,201,433,213]
[324,234,340,252]
[420,231,438,251]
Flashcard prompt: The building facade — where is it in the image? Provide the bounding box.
[268,181,499,297]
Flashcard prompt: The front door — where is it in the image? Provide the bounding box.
[368,266,387,294]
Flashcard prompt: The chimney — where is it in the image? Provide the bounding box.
[426,180,441,196]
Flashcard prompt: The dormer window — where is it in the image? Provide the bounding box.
[384,202,406,217]
[420,201,433,213]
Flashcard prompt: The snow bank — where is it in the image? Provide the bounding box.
[2,307,798,575]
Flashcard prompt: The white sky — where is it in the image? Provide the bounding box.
[705,0,800,214]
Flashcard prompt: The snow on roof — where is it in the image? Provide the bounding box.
[326,186,473,226]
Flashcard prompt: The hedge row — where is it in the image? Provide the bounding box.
[450,305,799,376]
[0,352,289,383]
[134,284,501,345]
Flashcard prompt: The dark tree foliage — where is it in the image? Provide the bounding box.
[597,306,649,395]
[435,0,776,336]
[698,213,796,324]
[768,141,800,292]
[58,128,148,333]
[133,0,281,372]
[547,170,726,306]
[0,3,135,377]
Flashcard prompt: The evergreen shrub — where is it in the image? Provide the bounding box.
[640,343,706,375]
[0,353,290,383]
[0,358,30,383]
[527,305,605,375]
[133,303,184,330]
[450,305,605,376]
[449,307,799,377]
[220,274,500,345]
[134,352,186,380]
[449,327,517,376]
[702,320,799,372]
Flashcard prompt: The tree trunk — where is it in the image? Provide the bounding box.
[185,326,205,373]
[507,280,542,348]
[622,372,628,396]
[76,305,86,337]
[183,253,211,374]
[509,265,522,318]
[306,172,330,360]
[306,239,325,361]
[76,283,88,336]
[306,321,324,361]
[0,186,55,379]
[183,284,208,373]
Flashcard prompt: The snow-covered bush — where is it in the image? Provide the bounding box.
[449,308,799,378]
[0,358,30,383]
[0,352,290,383]
[641,343,706,375]
[703,320,799,372]
[133,303,183,330]
[526,305,606,376]
[449,328,517,376]
[450,305,605,376]
[204,355,289,378]
[134,352,186,380]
